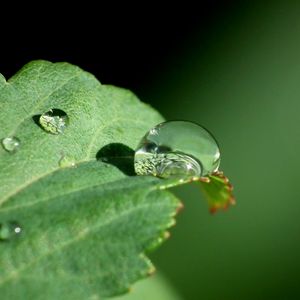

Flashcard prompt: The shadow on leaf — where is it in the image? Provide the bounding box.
[32,114,43,129]
[96,143,136,176]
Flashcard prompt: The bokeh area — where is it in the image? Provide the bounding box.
[144,2,300,299]
[2,2,300,299]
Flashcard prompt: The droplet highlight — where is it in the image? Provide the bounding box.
[39,109,69,134]
[134,121,220,178]
[0,221,22,241]
[1,137,20,153]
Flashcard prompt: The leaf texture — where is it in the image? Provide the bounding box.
[0,61,180,299]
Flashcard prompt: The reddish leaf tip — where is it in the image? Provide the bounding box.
[209,206,218,214]
[226,183,234,192]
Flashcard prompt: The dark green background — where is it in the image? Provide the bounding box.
[2,2,300,299]
[141,2,300,299]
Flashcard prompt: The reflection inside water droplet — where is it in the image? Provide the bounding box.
[1,137,20,153]
[39,109,69,134]
[134,121,220,178]
[0,221,22,241]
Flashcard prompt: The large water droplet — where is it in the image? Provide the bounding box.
[59,155,76,168]
[134,121,220,178]
[1,137,20,152]
[0,221,22,241]
[39,109,69,134]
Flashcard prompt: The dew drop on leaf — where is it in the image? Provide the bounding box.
[39,109,69,134]
[134,121,220,178]
[1,137,20,153]
[0,221,22,241]
[58,155,76,168]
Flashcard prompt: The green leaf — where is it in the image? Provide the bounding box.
[0,61,181,299]
[157,174,235,214]
[199,172,235,213]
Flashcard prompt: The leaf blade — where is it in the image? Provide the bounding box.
[200,172,235,213]
[0,61,179,299]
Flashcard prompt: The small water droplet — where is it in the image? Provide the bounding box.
[0,221,22,241]
[134,121,220,178]
[59,155,76,168]
[39,109,69,134]
[1,137,20,153]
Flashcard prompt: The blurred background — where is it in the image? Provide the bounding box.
[2,1,300,299]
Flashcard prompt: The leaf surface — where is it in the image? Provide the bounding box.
[0,61,179,299]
